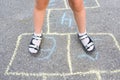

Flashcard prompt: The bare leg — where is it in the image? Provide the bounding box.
[34,0,49,34]
[29,0,49,54]
[68,0,95,53]
[68,0,86,33]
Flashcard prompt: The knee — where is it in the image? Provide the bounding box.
[35,5,46,11]
[69,1,85,12]
[35,0,48,10]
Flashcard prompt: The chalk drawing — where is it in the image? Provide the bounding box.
[61,12,72,27]
[38,37,56,60]
[4,1,120,80]
[4,33,120,80]
[43,75,47,80]
[47,0,101,34]
[78,52,99,61]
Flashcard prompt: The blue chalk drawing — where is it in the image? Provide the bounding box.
[78,52,99,61]
[49,0,56,7]
[61,12,72,27]
[38,37,56,60]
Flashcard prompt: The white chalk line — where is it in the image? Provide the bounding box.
[67,34,73,73]
[95,0,100,7]
[64,0,69,9]
[5,69,120,77]
[96,72,102,80]
[47,10,51,34]
[43,75,47,80]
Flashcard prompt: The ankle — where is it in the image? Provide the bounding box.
[78,31,87,36]
[34,32,42,37]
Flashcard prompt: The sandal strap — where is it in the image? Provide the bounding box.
[32,35,42,40]
[85,42,94,49]
[85,36,95,50]
[78,33,95,52]
[29,35,42,50]
[79,34,88,40]
[29,45,39,50]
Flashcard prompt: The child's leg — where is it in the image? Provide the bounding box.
[68,0,95,53]
[29,0,49,55]
[68,0,86,33]
[34,0,49,34]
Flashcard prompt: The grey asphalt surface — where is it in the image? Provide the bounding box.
[0,0,120,80]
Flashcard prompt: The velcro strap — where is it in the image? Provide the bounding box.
[32,36,42,40]
[85,42,94,49]
[29,45,39,50]
[79,34,88,40]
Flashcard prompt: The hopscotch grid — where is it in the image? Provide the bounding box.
[4,33,120,78]
[4,0,120,79]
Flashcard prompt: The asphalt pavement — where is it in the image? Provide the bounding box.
[0,0,120,80]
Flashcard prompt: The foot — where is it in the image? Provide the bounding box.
[78,33,95,54]
[29,34,43,55]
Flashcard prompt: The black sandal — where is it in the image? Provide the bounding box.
[29,34,43,56]
[78,34,95,54]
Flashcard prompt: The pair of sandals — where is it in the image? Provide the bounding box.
[29,33,95,55]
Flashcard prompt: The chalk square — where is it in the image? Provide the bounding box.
[7,34,70,74]
[70,34,120,72]
[49,10,77,33]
